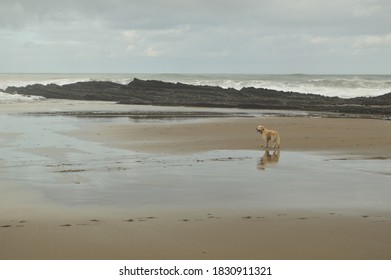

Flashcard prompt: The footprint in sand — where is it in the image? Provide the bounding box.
[138,216,157,222]
[123,217,157,222]
[1,221,29,228]
[329,212,343,216]
[203,213,221,220]
[241,216,252,220]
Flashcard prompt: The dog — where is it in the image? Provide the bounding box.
[256,125,281,149]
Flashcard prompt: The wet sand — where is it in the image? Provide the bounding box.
[72,116,391,154]
[1,100,391,259]
[2,211,391,260]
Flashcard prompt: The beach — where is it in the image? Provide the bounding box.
[1,100,391,260]
[72,115,391,154]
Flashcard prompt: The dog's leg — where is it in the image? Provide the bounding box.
[272,138,278,149]
[265,136,270,148]
[271,136,276,149]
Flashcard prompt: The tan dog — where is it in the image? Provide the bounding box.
[256,125,281,149]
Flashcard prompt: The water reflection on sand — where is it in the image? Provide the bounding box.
[257,150,280,171]
[1,141,390,213]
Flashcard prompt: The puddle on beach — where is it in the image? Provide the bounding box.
[1,113,390,214]
[1,146,390,213]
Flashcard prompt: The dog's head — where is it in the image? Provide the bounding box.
[256,125,265,134]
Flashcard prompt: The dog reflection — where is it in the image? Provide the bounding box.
[257,150,280,171]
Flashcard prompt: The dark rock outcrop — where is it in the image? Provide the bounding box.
[4,78,391,115]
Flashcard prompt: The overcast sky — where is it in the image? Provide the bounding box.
[1,0,390,74]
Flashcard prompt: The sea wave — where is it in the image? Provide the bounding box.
[0,73,132,91]
[0,91,46,103]
[132,74,391,98]
[173,75,391,98]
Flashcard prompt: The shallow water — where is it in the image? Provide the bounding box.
[1,114,390,214]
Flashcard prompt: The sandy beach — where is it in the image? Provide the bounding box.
[71,115,391,154]
[1,100,391,259]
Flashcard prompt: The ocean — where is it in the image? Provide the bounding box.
[0,73,390,103]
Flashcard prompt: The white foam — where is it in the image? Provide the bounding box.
[0,91,46,103]
[0,73,133,91]
[175,75,391,98]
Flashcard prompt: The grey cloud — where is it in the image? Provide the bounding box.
[2,0,391,35]
[1,0,391,73]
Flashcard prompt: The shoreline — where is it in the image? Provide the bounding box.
[2,98,390,120]
[1,101,391,260]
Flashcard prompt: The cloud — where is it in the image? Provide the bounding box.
[309,36,330,44]
[1,0,391,73]
[122,26,190,57]
[122,30,144,51]
[144,47,164,57]
[308,33,391,51]
[353,34,391,48]
[351,1,382,17]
